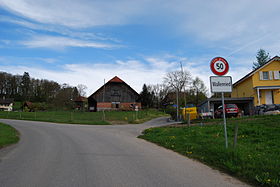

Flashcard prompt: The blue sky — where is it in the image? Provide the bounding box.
[1,0,280,95]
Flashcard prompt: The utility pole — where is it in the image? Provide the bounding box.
[176,88,179,121]
[180,61,187,107]
[102,79,106,121]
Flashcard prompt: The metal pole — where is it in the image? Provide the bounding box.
[180,61,187,107]
[222,92,228,148]
[176,89,179,121]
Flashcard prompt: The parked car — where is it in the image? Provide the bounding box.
[214,104,239,118]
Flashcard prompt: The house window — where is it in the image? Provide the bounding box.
[262,71,269,80]
[274,71,280,79]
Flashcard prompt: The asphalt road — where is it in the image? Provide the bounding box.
[0,118,249,187]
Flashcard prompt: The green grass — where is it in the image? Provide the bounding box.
[139,115,280,187]
[0,109,167,125]
[0,123,19,148]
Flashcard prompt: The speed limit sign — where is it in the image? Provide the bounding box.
[210,57,229,76]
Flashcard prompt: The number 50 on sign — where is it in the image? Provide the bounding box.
[210,57,229,76]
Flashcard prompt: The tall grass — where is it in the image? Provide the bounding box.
[0,109,166,125]
[139,115,280,186]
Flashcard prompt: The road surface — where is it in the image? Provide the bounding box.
[0,118,249,187]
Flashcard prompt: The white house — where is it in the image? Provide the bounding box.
[0,98,14,111]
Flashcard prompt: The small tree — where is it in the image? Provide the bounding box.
[72,87,79,99]
[253,49,270,70]
[164,70,192,120]
[191,77,208,106]
[140,84,153,108]
[149,84,170,109]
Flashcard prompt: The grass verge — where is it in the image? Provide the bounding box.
[0,123,20,149]
[139,115,280,187]
[0,109,167,125]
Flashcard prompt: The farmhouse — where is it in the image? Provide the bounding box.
[88,76,141,111]
[73,96,87,111]
[231,56,280,106]
[0,98,14,111]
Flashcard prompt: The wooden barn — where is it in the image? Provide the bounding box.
[88,76,141,111]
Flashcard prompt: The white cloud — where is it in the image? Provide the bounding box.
[2,0,280,54]
[0,0,152,28]
[21,35,121,49]
[0,16,119,42]
[0,55,252,97]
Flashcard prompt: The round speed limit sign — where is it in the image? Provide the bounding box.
[210,57,229,76]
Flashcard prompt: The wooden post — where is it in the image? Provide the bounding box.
[188,113,191,127]
[234,123,239,149]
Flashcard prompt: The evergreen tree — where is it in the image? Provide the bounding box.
[140,84,153,108]
[72,87,79,99]
[253,49,270,70]
[21,72,31,101]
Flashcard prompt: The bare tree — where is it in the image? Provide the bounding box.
[164,70,192,120]
[191,77,208,106]
[77,84,88,97]
[164,70,191,92]
[149,83,170,108]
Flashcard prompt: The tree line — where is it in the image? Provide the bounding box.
[140,68,208,109]
[0,71,86,110]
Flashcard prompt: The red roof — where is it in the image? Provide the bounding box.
[108,76,124,83]
[74,96,87,102]
[88,76,140,98]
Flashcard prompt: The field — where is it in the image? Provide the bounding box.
[0,109,167,125]
[139,115,280,186]
[0,123,19,148]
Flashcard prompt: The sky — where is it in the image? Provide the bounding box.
[1,0,280,96]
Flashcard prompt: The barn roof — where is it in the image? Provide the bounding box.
[88,76,139,99]
[108,76,124,83]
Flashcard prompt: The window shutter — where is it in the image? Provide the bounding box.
[274,71,280,79]
[269,71,273,80]
[259,71,263,80]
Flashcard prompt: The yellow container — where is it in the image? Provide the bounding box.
[182,107,198,120]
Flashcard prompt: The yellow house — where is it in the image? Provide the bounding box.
[231,56,280,106]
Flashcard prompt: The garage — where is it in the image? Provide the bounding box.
[198,97,254,116]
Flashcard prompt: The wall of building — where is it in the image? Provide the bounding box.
[93,83,139,103]
[0,103,13,111]
[232,60,280,106]
[252,60,280,105]
[252,60,280,87]
[97,102,141,111]
[274,89,280,104]
[232,77,254,98]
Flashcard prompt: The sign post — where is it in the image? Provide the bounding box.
[210,57,231,149]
